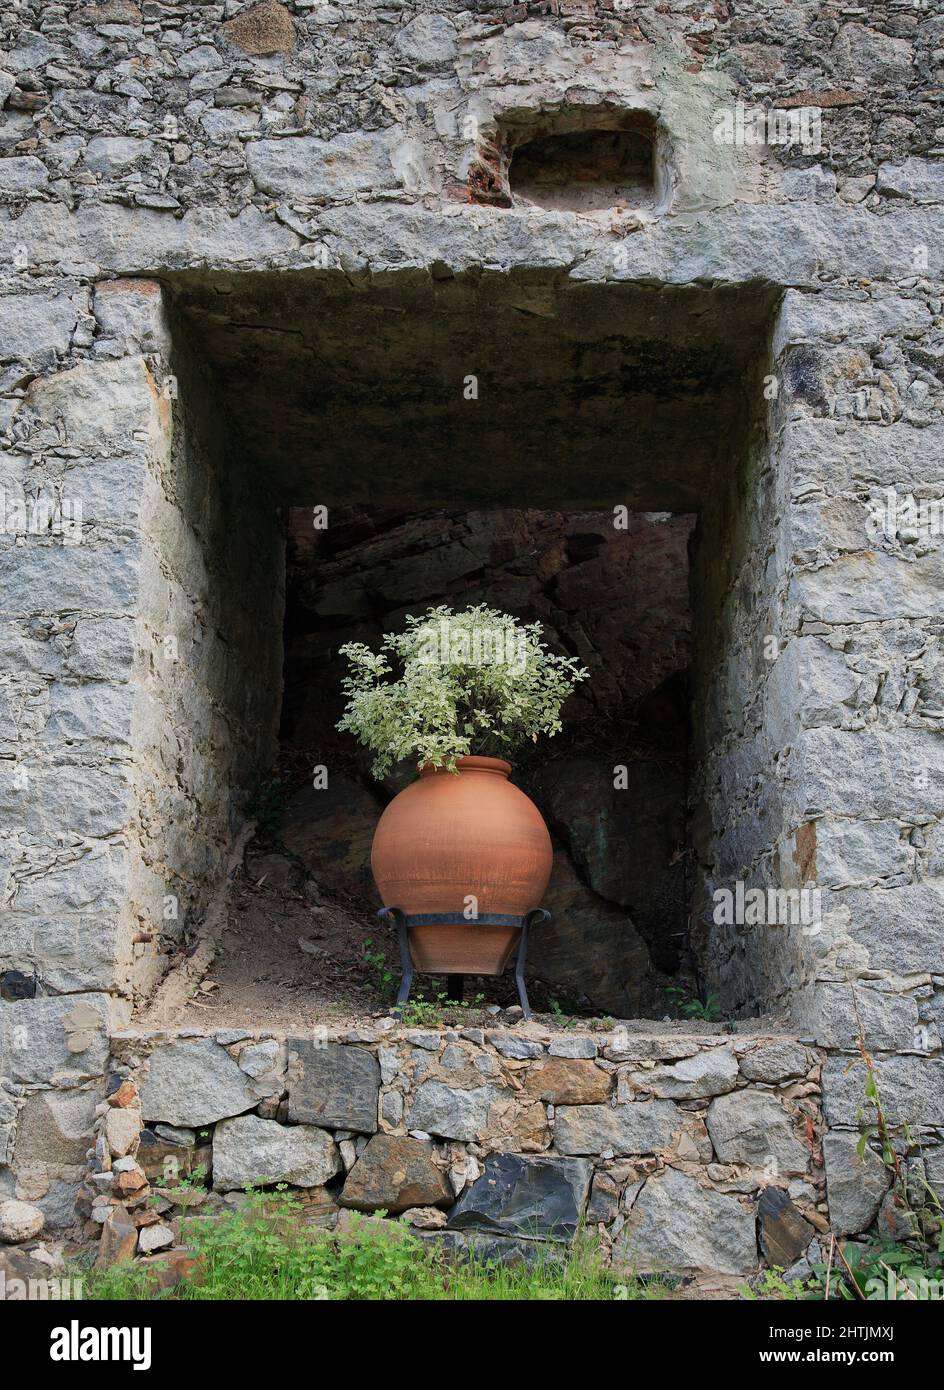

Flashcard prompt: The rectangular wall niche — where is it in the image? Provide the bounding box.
[150,271,778,1026]
[503,109,668,214]
[279,505,693,1019]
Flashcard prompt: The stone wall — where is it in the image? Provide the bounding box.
[772,290,944,1061]
[695,286,944,1070]
[0,274,284,1000]
[137,289,285,989]
[689,312,782,1011]
[80,1024,836,1280]
[0,275,284,1227]
[1,0,944,1264]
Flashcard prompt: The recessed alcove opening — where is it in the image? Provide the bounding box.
[503,108,670,213]
[276,502,694,1023]
[147,270,777,1030]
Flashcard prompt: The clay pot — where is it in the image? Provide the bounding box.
[370,756,553,975]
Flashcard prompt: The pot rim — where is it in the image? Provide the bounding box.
[418,755,512,777]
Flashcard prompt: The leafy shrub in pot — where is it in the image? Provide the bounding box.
[338,606,588,974]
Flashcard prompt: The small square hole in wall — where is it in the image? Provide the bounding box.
[505,109,666,214]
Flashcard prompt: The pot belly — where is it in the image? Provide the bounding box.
[370,759,552,976]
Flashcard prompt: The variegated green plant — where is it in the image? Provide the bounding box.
[337,604,588,777]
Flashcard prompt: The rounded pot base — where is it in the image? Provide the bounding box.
[408,921,519,976]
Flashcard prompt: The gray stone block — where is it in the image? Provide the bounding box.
[394,14,457,64]
[91,279,169,355]
[773,289,930,358]
[0,293,77,364]
[66,618,135,680]
[140,1038,262,1128]
[0,994,110,1084]
[24,356,162,455]
[0,761,133,839]
[629,1047,739,1099]
[789,551,944,628]
[84,137,156,177]
[213,1114,340,1191]
[287,1041,380,1133]
[0,156,49,194]
[547,1036,598,1060]
[489,1033,544,1059]
[823,1131,890,1234]
[406,1080,500,1143]
[876,158,944,203]
[0,540,143,620]
[617,1167,758,1276]
[706,1091,810,1174]
[554,1101,681,1156]
[797,983,919,1052]
[739,1041,811,1083]
[785,728,944,822]
[247,132,410,199]
[822,1054,944,1128]
[841,885,944,976]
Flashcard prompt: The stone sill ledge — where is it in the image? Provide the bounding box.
[112,1021,807,1053]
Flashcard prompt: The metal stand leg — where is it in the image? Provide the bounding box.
[516,909,550,1021]
[379,906,550,1023]
[515,917,532,1020]
[379,908,413,1018]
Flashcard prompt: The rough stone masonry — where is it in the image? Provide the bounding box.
[87,1025,834,1280]
[1,0,944,1279]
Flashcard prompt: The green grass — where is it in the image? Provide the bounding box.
[81,1190,669,1302]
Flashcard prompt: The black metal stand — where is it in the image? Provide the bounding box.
[376,907,551,1021]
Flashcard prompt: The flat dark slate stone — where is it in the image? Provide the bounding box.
[0,970,36,1000]
[447,1153,592,1242]
[287,1041,380,1133]
[757,1185,816,1267]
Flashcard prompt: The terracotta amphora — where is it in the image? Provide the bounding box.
[370,756,552,974]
